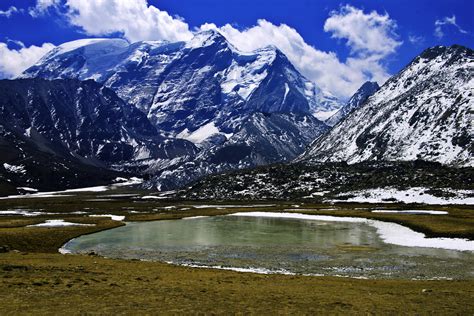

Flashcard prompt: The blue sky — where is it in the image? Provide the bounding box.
[0,0,472,98]
[158,0,473,63]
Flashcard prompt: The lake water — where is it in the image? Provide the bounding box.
[62,214,474,279]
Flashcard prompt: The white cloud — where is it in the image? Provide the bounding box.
[199,5,401,99]
[12,1,401,98]
[29,0,61,17]
[434,15,468,39]
[199,20,372,98]
[324,5,402,58]
[0,41,56,78]
[408,34,425,45]
[65,0,193,42]
[0,6,21,18]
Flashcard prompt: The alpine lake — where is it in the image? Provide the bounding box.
[62,212,474,280]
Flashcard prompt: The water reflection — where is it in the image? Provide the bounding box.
[64,216,474,279]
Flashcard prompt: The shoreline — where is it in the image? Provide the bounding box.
[1,199,474,313]
[58,210,474,280]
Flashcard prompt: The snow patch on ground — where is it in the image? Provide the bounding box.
[166,261,373,279]
[0,177,143,199]
[112,177,143,187]
[229,212,474,251]
[28,220,95,227]
[16,187,38,192]
[61,186,109,193]
[167,261,295,275]
[330,187,474,205]
[0,209,51,216]
[371,210,448,215]
[0,194,74,200]
[303,191,330,198]
[192,204,276,209]
[58,247,72,254]
[89,214,125,221]
[141,195,168,200]
[182,216,210,220]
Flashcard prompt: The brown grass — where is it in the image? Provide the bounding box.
[1,252,473,315]
[0,196,473,314]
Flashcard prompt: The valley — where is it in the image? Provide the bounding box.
[0,185,474,313]
[0,3,472,313]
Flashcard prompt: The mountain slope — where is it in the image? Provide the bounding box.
[325,81,379,126]
[21,31,335,189]
[144,112,328,190]
[178,160,473,201]
[300,45,473,167]
[0,126,124,195]
[0,78,196,166]
[23,31,340,136]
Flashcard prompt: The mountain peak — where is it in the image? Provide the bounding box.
[197,28,223,37]
[302,42,473,167]
[185,29,229,49]
[54,38,129,55]
[324,80,379,126]
[417,44,472,61]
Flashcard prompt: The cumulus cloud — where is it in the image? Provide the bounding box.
[29,0,61,17]
[324,5,402,58]
[434,15,468,39]
[19,1,401,98]
[200,4,401,99]
[65,0,193,42]
[199,20,372,98]
[0,41,56,78]
[0,6,21,18]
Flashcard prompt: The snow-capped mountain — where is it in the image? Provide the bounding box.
[325,81,379,126]
[23,30,340,136]
[0,78,196,166]
[21,30,337,189]
[300,45,473,167]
